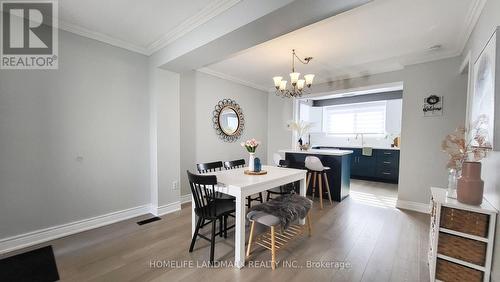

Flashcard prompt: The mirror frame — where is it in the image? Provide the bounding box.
[213,99,245,142]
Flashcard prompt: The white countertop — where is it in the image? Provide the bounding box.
[280,149,353,156]
[314,145,400,151]
[431,187,498,214]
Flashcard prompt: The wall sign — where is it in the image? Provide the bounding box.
[423,94,443,117]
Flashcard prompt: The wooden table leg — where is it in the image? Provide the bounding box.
[271,225,276,270]
[323,173,333,206]
[318,173,323,209]
[246,221,255,257]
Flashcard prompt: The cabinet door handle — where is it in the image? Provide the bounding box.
[382,172,391,175]
[384,152,392,155]
[383,161,391,164]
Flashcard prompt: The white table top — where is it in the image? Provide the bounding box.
[208,165,306,190]
[280,149,353,156]
[431,187,498,214]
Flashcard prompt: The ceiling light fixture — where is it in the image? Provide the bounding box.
[273,49,314,98]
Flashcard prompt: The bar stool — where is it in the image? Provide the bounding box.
[305,156,333,209]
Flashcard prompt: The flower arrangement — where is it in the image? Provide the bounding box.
[442,115,491,171]
[287,120,312,138]
[241,138,260,153]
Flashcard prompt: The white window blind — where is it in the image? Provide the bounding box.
[323,101,387,134]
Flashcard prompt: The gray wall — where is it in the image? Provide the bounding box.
[462,0,500,280]
[398,57,467,203]
[149,67,181,208]
[0,31,150,238]
[267,94,294,163]
[180,71,268,196]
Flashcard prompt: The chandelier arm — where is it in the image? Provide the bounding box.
[293,52,312,65]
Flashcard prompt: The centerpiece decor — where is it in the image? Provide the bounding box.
[288,120,312,150]
[241,138,260,172]
[442,115,491,204]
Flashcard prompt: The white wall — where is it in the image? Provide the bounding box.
[179,71,268,196]
[0,31,150,239]
[462,0,500,280]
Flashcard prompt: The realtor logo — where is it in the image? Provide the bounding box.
[1,0,58,69]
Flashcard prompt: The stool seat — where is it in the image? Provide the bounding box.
[307,166,330,172]
[247,210,280,226]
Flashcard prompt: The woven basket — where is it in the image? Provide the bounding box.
[436,258,483,282]
[440,207,489,237]
[438,232,487,266]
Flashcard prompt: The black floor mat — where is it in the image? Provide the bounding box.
[137,216,161,225]
[0,245,59,282]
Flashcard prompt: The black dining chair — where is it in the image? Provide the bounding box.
[197,161,235,202]
[266,159,296,200]
[197,161,224,173]
[196,161,235,236]
[224,159,264,208]
[187,171,235,264]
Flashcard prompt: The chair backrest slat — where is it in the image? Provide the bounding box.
[197,161,223,174]
[279,159,290,168]
[187,170,218,218]
[224,159,245,170]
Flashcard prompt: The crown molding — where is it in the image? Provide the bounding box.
[59,20,150,55]
[58,0,240,56]
[147,0,241,54]
[457,0,487,55]
[198,67,271,92]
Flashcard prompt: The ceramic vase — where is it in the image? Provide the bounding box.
[248,153,255,172]
[457,162,484,205]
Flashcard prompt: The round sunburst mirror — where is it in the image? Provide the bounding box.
[213,99,244,142]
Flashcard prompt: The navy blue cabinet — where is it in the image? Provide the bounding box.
[315,146,399,183]
[348,149,376,178]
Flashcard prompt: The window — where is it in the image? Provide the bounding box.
[323,101,387,134]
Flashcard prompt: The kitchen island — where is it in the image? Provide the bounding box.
[279,149,353,201]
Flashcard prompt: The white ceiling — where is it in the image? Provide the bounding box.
[202,0,485,91]
[58,0,240,55]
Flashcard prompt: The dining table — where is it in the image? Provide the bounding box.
[191,165,307,268]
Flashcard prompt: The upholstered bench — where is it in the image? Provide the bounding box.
[245,194,313,270]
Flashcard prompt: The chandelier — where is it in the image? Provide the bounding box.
[273,49,314,98]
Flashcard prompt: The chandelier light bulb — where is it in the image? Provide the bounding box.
[273,76,283,88]
[297,79,305,90]
[279,80,287,91]
[289,72,300,85]
[304,74,315,87]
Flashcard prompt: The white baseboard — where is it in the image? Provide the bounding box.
[0,204,151,255]
[157,201,181,216]
[396,200,430,214]
[180,194,192,204]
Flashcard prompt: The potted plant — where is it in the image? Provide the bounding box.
[442,115,491,204]
[287,120,312,150]
[241,138,260,171]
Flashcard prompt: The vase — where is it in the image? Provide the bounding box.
[446,168,457,199]
[457,162,484,205]
[248,153,256,172]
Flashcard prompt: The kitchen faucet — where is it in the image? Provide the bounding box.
[355,133,365,147]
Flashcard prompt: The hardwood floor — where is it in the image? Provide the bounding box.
[2,180,430,281]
